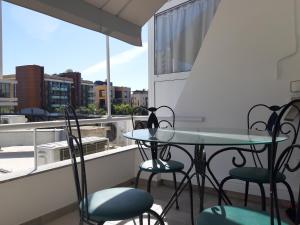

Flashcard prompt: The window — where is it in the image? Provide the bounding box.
[99,90,105,97]
[154,0,220,75]
[0,83,10,97]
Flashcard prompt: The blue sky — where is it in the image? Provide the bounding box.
[3,2,148,90]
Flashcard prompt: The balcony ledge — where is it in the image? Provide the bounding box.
[0,144,138,184]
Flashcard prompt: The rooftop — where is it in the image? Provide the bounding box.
[44,74,74,82]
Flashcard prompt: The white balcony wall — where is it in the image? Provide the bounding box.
[0,147,137,225]
[149,0,300,199]
[0,129,64,147]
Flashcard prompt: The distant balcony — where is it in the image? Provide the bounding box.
[0,97,18,106]
[50,95,68,100]
[50,87,68,91]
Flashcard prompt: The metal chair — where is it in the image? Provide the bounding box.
[132,106,194,223]
[64,105,165,225]
[205,103,299,215]
[196,99,300,225]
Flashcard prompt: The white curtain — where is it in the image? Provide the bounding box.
[155,0,220,75]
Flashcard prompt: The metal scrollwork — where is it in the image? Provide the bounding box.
[232,150,247,167]
[131,105,176,161]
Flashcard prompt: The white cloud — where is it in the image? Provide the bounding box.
[10,5,60,40]
[82,43,148,79]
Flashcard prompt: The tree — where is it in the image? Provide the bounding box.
[86,104,97,115]
[98,108,106,116]
[54,106,65,113]
[112,103,133,115]
[76,106,88,114]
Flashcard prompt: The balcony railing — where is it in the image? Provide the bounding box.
[0,116,150,178]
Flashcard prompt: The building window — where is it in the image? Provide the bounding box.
[99,90,105,97]
[0,83,10,97]
[154,0,220,75]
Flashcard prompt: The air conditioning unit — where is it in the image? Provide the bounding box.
[106,121,132,147]
[37,136,109,166]
[0,118,9,124]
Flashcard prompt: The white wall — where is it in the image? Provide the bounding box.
[0,129,64,147]
[149,0,300,199]
[0,148,136,225]
[278,0,300,81]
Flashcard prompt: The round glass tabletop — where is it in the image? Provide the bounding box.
[123,128,287,146]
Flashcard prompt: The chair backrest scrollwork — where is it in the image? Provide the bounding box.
[247,104,285,168]
[131,106,175,161]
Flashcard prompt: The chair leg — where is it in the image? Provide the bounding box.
[218,176,233,205]
[273,182,282,225]
[147,173,156,225]
[139,214,144,225]
[179,171,194,225]
[147,209,165,225]
[147,173,156,193]
[172,172,180,210]
[244,181,249,207]
[282,181,296,213]
[135,170,142,188]
[281,180,296,222]
[258,183,266,211]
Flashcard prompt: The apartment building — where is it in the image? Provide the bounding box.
[5,65,94,112]
[59,71,94,109]
[0,77,18,113]
[131,89,148,108]
[15,65,44,111]
[81,80,95,107]
[94,81,130,109]
[114,86,131,105]
[44,74,73,112]
[94,81,114,109]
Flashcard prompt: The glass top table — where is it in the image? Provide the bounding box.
[123,127,288,222]
[123,127,287,146]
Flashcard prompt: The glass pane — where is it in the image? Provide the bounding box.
[154,0,220,75]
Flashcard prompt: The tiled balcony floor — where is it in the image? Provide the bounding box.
[45,182,294,225]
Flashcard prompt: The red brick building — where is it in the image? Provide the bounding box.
[11,65,94,112]
[16,65,44,110]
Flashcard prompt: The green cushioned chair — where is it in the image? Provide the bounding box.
[196,206,290,225]
[64,105,164,225]
[207,104,299,213]
[201,100,300,225]
[132,106,193,213]
[80,187,153,221]
[140,159,184,173]
[229,167,286,183]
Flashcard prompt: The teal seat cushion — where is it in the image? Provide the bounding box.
[80,187,153,222]
[140,159,184,173]
[229,167,286,183]
[197,205,289,225]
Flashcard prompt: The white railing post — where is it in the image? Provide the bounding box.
[33,128,38,170]
[106,35,112,119]
[0,0,3,78]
